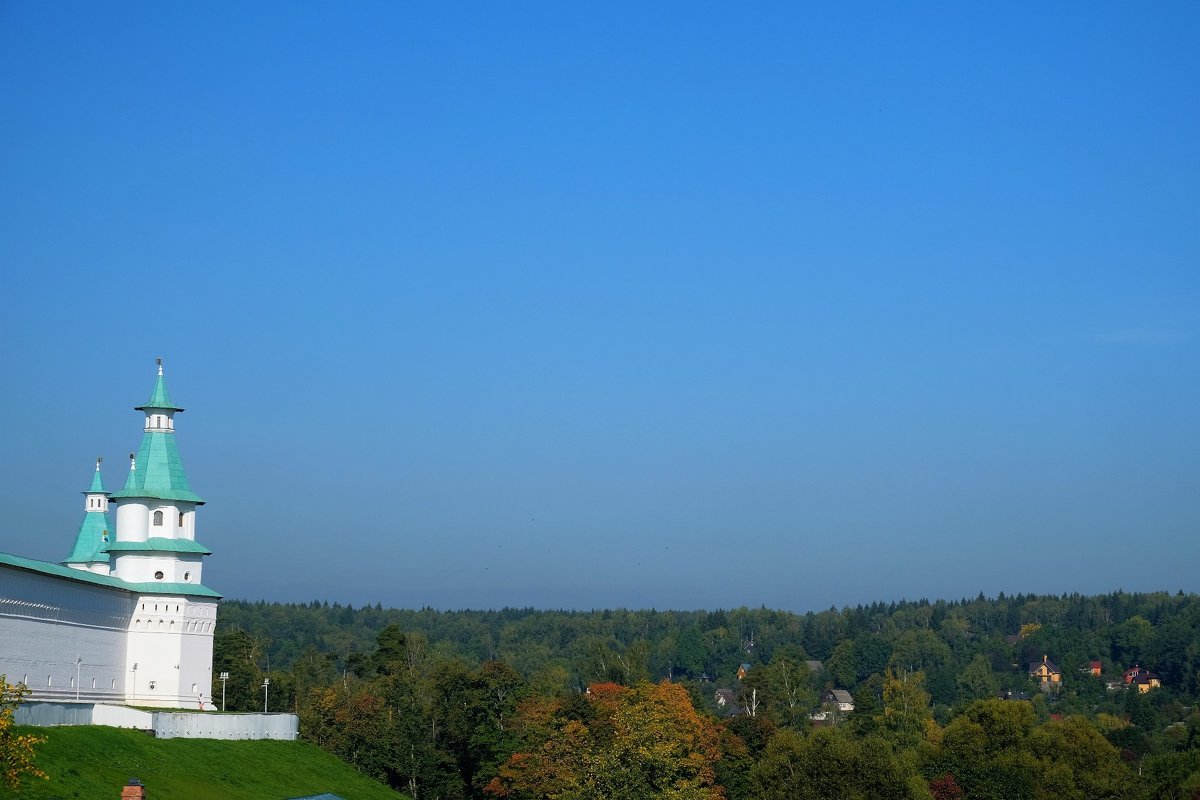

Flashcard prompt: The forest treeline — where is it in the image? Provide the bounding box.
[212,591,1200,798]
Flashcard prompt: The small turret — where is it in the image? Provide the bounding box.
[63,458,115,574]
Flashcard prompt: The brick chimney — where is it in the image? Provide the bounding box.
[121,778,146,799]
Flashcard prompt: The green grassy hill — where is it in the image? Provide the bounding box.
[13,725,409,800]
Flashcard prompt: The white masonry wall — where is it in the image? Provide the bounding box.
[0,566,133,703]
[125,595,216,709]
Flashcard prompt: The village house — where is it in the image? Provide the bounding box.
[714,688,742,716]
[1029,655,1062,689]
[824,689,855,712]
[1124,665,1162,693]
[1132,673,1162,693]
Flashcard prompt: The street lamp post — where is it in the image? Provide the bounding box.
[262,678,270,713]
[219,672,229,712]
[75,656,82,702]
[131,663,138,702]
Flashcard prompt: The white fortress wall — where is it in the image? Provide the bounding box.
[0,566,132,702]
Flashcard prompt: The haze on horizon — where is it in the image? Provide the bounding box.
[1,3,1197,612]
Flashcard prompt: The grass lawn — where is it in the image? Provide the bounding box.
[13,725,410,800]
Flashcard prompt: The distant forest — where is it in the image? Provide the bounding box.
[213,591,1200,799]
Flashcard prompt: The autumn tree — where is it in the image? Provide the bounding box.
[1,677,46,792]
[487,680,723,800]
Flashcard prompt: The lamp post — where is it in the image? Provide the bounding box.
[219,672,229,712]
[262,678,270,713]
[131,663,138,702]
[75,656,82,702]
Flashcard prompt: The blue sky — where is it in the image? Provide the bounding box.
[1,2,1197,611]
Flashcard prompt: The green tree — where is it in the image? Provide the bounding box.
[1027,717,1132,800]
[763,650,818,728]
[877,669,932,748]
[927,700,1040,800]
[677,627,708,678]
[956,655,999,703]
[1141,750,1200,800]
[211,626,266,711]
[1111,616,1153,666]
[826,640,858,688]
[749,727,927,800]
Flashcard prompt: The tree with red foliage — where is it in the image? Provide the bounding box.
[929,773,964,800]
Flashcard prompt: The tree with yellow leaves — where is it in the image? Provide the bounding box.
[486,680,724,800]
[1,675,47,792]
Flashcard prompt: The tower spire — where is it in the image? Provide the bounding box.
[137,358,184,416]
[110,364,204,505]
[88,457,105,493]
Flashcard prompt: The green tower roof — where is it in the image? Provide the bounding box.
[63,465,114,564]
[134,363,185,412]
[111,365,205,504]
[109,432,206,504]
[84,461,108,495]
[62,512,113,564]
[105,537,212,555]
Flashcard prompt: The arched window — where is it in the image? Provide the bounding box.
[153,510,163,526]
[92,678,97,689]
[111,678,116,689]
[47,675,52,687]
[178,511,185,528]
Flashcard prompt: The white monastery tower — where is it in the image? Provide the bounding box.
[0,360,218,709]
